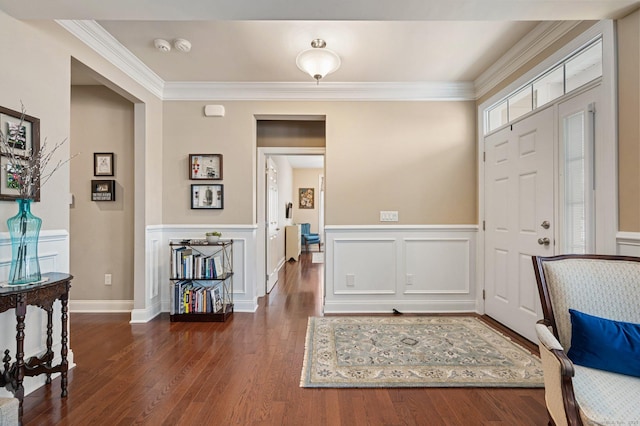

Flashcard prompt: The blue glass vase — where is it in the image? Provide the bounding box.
[7,198,42,285]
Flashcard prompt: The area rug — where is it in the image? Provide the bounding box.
[311,252,324,263]
[300,316,544,388]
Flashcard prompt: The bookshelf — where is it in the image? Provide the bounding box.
[169,239,233,322]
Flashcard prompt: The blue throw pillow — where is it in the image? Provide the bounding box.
[567,309,640,377]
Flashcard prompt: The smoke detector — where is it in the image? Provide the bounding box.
[153,38,171,52]
[173,38,192,53]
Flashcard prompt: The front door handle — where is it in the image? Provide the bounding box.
[538,237,550,246]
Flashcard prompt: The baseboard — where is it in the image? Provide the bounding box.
[324,299,478,314]
[70,299,134,313]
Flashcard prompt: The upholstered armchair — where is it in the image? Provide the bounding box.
[532,254,640,426]
[300,223,321,252]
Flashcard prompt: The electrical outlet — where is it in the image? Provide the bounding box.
[406,274,414,285]
[104,274,112,285]
[380,211,399,222]
[346,274,355,287]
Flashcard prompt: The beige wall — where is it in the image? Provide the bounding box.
[0,12,72,230]
[70,86,134,300]
[163,100,477,226]
[293,168,323,234]
[0,12,164,313]
[618,10,640,232]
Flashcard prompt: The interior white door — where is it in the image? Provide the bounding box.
[266,157,280,293]
[484,107,554,342]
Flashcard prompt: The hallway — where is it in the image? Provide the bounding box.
[23,253,547,425]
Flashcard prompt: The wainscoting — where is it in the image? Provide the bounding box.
[0,229,72,398]
[132,224,259,323]
[617,232,640,257]
[324,225,478,313]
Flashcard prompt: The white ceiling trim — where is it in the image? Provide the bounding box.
[163,81,476,101]
[58,18,581,102]
[474,20,583,99]
[58,20,475,101]
[57,20,165,99]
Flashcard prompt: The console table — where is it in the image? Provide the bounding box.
[0,272,73,424]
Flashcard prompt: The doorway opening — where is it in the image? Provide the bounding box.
[256,116,326,298]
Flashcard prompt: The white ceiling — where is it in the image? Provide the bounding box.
[286,155,324,169]
[1,0,638,87]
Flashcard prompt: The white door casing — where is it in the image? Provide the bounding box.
[484,107,554,342]
[266,157,280,293]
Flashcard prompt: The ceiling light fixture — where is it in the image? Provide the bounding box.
[153,38,171,52]
[296,39,341,84]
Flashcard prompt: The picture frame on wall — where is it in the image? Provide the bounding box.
[91,179,116,201]
[0,105,41,201]
[0,156,27,199]
[299,188,314,209]
[94,152,114,176]
[191,184,223,209]
[190,154,222,180]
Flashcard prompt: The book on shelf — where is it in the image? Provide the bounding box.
[212,285,223,313]
[172,281,224,315]
[213,255,224,279]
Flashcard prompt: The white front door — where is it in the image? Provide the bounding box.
[266,157,280,293]
[484,107,554,342]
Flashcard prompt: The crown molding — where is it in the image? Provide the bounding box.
[474,20,582,99]
[162,81,476,101]
[56,20,475,102]
[56,20,165,99]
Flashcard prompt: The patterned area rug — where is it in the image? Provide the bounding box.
[311,252,324,263]
[301,316,544,388]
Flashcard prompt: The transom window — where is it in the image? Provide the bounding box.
[485,38,602,134]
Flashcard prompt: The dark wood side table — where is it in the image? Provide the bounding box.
[0,272,73,425]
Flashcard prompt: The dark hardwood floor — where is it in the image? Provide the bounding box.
[23,253,548,425]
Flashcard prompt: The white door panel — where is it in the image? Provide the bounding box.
[485,107,554,342]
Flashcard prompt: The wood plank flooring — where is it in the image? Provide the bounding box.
[23,253,548,425]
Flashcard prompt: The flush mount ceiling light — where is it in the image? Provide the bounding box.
[296,39,341,84]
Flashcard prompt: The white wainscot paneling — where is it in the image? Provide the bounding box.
[404,238,469,294]
[333,238,397,294]
[153,225,258,320]
[324,226,478,314]
[617,232,640,257]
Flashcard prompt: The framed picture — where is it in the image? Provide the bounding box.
[190,154,222,180]
[0,106,41,201]
[94,152,114,176]
[91,179,115,201]
[191,184,223,209]
[0,105,39,159]
[0,156,26,199]
[299,188,314,209]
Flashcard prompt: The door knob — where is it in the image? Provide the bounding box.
[541,220,550,229]
[538,237,550,246]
